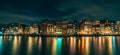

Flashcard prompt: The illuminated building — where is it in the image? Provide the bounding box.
[100,19,114,34]
[40,19,54,35]
[109,21,115,34]
[61,21,68,35]
[40,19,48,34]
[1,19,120,35]
[100,21,105,35]
[55,21,63,35]
[73,19,79,34]
[29,23,39,34]
[4,23,24,35]
[100,19,108,34]
[40,19,78,35]
[116,21,120,34]
[24,26,29,34]
[80,19,92,34]
[92,20,101,34]
[67,21,74,35]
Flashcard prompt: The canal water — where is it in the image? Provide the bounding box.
[0,36,120,55]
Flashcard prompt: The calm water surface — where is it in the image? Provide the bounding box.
[0,36,120,55]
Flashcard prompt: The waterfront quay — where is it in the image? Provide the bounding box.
[0,34,120,37]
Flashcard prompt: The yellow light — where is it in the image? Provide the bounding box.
[12,36,18,55]
[51,38,56,55]
[27,37,33,55]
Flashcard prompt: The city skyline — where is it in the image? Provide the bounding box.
[0,18,120,36]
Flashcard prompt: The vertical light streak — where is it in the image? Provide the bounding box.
[69,37,76,55]
[102,37,105,54]
[85,37,90,55]
[108,36,113,55]
[112,36,117,55]
[78,39,81,55]
[13,36,17,54]
[38,37,42,51]
[51,38,56,55]
[27,37,33,55]
[81,37,85,55]
[56,38,62,55]
[0,36,2,54]
[117,37,120,53]
[98,37,102,55]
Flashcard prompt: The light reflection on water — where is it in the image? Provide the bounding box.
[0,36,2,54]
[0,36,119,55]
[98,37,102,55]
[27,37,33,55]
[69,37,76,55]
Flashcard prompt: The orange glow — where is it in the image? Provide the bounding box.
[81,37,85,55]
[51,38,56,55]
[78,39,81,53]
[98,37,102,55]
[78,30,85,34]
[85,37,90,55]
[69,37,76,55]
[108,37,113,55]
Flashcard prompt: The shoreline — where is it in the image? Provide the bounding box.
[0,34,120,37]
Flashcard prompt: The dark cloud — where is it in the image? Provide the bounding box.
[0,0,120,24]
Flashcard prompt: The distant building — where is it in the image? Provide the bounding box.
[4,23,25,35]
[80,19,92,34]
[73,19,79,34]
[92,20,101,34]
[2,18,120,35]
[116,21,120,34]
[67,21,74,35]
[29,23,39,34]
[40,19,54,35]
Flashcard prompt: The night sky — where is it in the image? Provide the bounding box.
[0,0,120,24]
